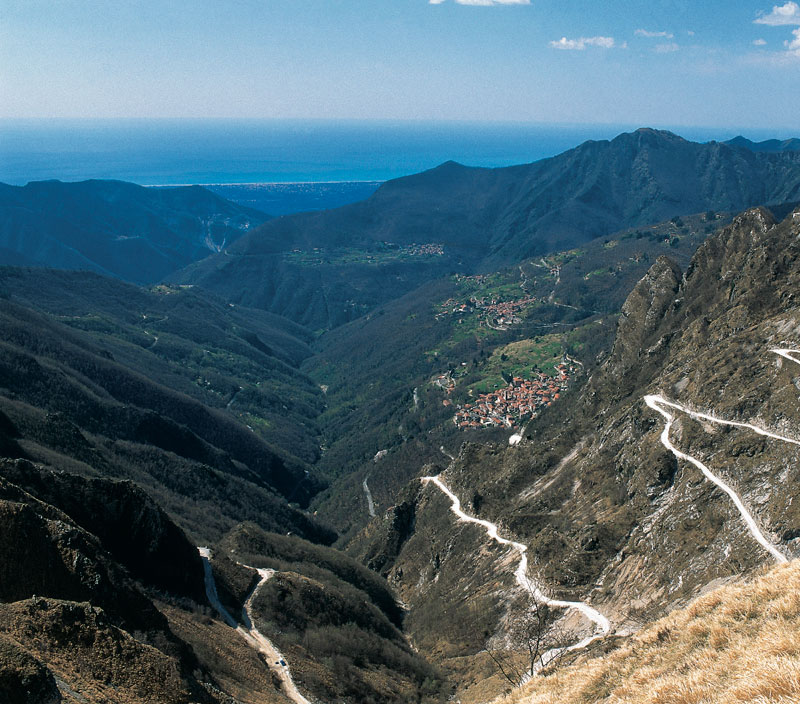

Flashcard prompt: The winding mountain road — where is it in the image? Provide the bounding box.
[422,346,800,682]
[773,348,800,367]
[197,547,313,704]
[645,395,789,563]
[643,346,800,565]
[420,475,610,675]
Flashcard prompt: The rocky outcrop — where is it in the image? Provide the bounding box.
[0,599,202,704]
[370,206,800,700]
[0,473,176,639]
[0,466,222,702]
[0,460,205,600]
[362,481,421,575]
[604,255,682,383]
[0,637,59,704]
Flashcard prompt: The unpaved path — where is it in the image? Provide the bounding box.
[439,445,455,461]
[198,547,313,704]
[642,346,800,565]
[644,394,789,564]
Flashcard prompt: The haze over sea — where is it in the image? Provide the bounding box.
[0,119,783,188]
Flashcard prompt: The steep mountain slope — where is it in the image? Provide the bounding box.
[172,129,800,328]
[206,524,446,703]
[0,267,322,465]
[0,458,444,704]
[0,278,333,544]
[358,206,800,700]
[0,180,268,283]
[0,461,215,704]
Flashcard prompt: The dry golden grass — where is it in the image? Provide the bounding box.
[495,560,800,704]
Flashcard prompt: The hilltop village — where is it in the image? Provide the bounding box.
[436,277,536,330]
[453,361,574,429]
[407,242,444,256]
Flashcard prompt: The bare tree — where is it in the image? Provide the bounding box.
[482,579,569,686]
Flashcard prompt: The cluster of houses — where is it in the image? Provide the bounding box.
[287,241,443,264]
[432,370,456,393]
[435,293,536,330]
[481,296,537,329]
[452,362,574,429]
[408,242,444,256]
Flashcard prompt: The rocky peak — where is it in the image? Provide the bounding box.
[600,205,794,391]
[604,255,682,382]
[676,206,794,330]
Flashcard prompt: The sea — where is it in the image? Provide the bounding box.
[0,119,790,214]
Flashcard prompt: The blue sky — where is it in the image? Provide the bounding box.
[1,0,798,130]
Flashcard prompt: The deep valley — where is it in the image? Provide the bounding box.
[2,129,800,703]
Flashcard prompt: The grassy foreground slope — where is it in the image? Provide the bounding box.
[500,560,800,704]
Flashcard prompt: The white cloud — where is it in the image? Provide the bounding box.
[787,26,800,54]
[429,0,531,5]
[654,42,680,53]
[753,2,800,59]
[635,29,674,39]
[549,36,615,50]
[754,2,800,25]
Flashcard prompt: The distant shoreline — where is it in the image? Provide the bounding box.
[177,180,386,216]
[3,122,795,189]
[145,180,386,187]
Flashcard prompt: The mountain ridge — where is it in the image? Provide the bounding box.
[0,179,269,284]
[724,135,800,152]
[171,129,800,329]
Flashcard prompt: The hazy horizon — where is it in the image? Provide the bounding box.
[2,1,800,130]
[1,118,796,187]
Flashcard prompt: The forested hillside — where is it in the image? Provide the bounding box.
[0,269,331,543]
[172,130,800,329]
[0,179,268,283]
